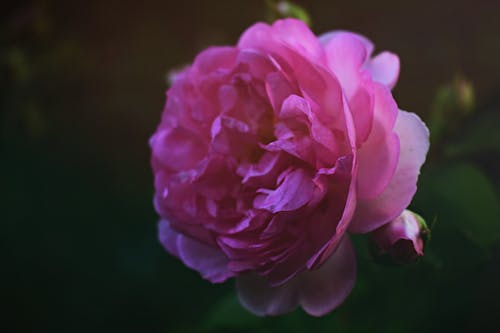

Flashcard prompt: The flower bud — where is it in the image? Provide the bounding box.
[369,210,429,265]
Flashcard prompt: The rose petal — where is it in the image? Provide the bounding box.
[319,30,374,60]
[236,272,300,316]
[158,219,181,258]
[158,220,234,283]
[322,31,371,96]
[150,127,207,172]
[299,236,357,316]
[356,83,399,200]
[253,168,316,213]
[236,237,356,317]
[238,19,325,64]
[349,110,430,233]
[193,46,238,74]
[366,51,400,89]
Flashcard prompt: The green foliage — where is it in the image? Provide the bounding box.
[203,292,260,331]
[429,77,475,147]
[265,0,312,26]
[445,109,500,158]
[416,164,500,247]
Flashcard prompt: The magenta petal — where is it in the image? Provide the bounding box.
[271,19,325,62]
[357,132,400,199]
[150,127,207,172]
[238,19,325,63]
[319,30,374,59]
[236,273,299,316]
[299,237,356,316]
[349,110,430,233]
[193,46,238,74]
[356,83,399,200]
[253,168,316,213]
[158,220,234,283]
[349,86,374,145]
[158,219,181,258]
[322,31,371,96]
[367,51,400,89]
[236,237,356,317]
[307,165,357,269]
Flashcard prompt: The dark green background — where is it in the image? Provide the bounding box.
[2,1,500,332]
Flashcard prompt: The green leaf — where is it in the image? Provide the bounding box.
[419,164,500,247]
[445,109,500,158]
[266,1,312,26]
[202,292,260,331]
[428,76,475,146]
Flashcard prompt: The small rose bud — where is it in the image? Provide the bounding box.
[370,210,429,265]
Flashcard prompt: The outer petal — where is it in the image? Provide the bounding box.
[319,30,374,62]
[349,110,430,233]
[158,220,234,283]
[321,32,377,146]
[299,237,356,316]
[366,51,400,89]
[238,18,325,64]
[236,237,356,317]
[322,32,371,96]
[236,273,299,316]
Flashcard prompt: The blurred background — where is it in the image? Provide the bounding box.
[2,0,500,332]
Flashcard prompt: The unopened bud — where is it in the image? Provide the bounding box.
[370,210,429,265]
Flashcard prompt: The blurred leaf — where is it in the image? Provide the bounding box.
[445,109,500,157]
[266,1,312,26]
[4,47,31,82]
[202,292,260,331]
[429,76,475,146]
[422,164,500,247]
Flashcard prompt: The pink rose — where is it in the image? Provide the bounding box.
[370,210,429,264]
[150,18,429,316]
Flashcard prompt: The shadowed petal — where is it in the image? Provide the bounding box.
[158,220,234,283]
[236,237,356,317]
[299,237,356,316]
[236,273,299,316]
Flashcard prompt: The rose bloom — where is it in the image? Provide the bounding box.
[150,19,429,316]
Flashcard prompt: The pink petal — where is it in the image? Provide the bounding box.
[237,152,286,189]
[322,31,372,96]
[307,162,357,269]
[366,51,400,89]
[238,19,325,64]
[236,237,356,317]
[321,32,377,146]
[150,127,207,172]
[349,84,374,145]
[236,273,300,316]
[356,83,399,200]
[253,168,316,213]
[319,30,374,60]
[158,218,181,258]
[158,220,234,283]
[299,237,357,316]
[193,46,238,74]
[265,71,295,113]
[349,110,430,233]
[270,19,325,63]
